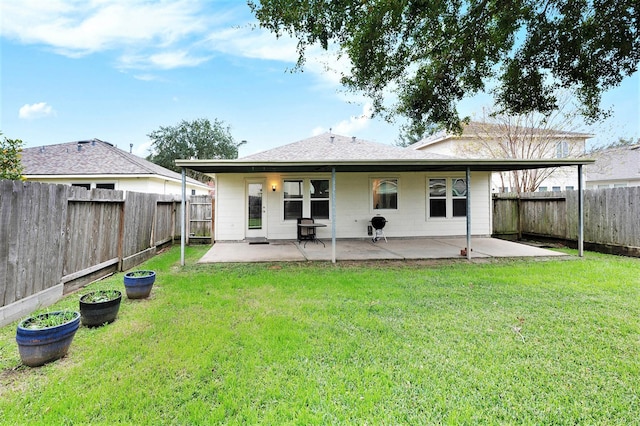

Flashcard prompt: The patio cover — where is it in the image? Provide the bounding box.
[176,157,594,264]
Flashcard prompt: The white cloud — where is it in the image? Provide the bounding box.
[133,139,154,158]
[19,102,56,119]
[0,0,352,93]
[1,0,207,53]
[330,103,374,136]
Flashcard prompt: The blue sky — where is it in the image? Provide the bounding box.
[1,1,638,158]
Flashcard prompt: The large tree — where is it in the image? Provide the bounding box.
[249,0,639,136]
[0,133,24,180]
[146,118,244,180]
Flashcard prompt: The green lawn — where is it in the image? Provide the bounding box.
[1,246,639,424]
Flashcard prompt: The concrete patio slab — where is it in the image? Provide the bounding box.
[198,237,567,263]
[198,241,305,263]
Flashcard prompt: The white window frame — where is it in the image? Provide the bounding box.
[371,177,399,212]
[282,177,331,221]
[426,176,468,220]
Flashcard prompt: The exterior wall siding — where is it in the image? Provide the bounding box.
[26,176,209,195]
[215,171,492,241]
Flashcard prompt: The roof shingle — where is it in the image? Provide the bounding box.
[242,133,455,161]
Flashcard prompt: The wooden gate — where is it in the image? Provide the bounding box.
[188,195,213,243]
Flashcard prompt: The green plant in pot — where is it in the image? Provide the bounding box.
[79,289,122,327]
[123,270,156,299]
[16,310,81,367]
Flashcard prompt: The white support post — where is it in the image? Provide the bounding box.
[181,167,186,266]
[331,167,336,264]
[578,164,584,257]
[466,167,472,260]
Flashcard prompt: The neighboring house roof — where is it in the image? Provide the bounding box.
[21,138,205,186]
[243,132,456,161]
[586,144,640,182]
[410,121,593,151]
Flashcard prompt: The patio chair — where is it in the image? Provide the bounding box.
[371,215,388,243]
[297,217,321,247]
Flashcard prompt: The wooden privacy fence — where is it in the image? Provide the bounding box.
[0,180,212,326]
[493,187,640,256]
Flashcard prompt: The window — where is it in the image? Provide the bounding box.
[283,180,303,220]
[552,186,561,192]
[538,187,548,192]
[452,178,468,217]
[96,183,115,190]
[72,183,90,190]
[428,178,467,218]
[556,141,569,158]
[429,179,446,217]
[614,183,627,188]
[565,186,574,191]
[310,179,330,219]
[283,179,331,220]
[372,178,398,210]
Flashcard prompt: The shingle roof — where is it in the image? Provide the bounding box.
[21,138,201,184]
[586,144,640,181]
[242,133,455,161]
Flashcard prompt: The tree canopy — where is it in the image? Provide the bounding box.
[249,0,639,135]
[0,133,24,180]
[146,118,244,180]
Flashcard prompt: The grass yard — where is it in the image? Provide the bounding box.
[0,246,639,424]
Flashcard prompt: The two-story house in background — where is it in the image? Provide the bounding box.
[410,121,592,193]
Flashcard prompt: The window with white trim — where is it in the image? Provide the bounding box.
[372,178,398,210]
[283,178,331,220]
[556,140,569,158]
[310,179,330,219]
[428,177,467,218]
[283,179,303,220]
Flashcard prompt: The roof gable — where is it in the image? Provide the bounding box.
[243,133,455,161]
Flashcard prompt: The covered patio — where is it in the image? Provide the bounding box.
[176,134,593,265]
[198,237,567,263]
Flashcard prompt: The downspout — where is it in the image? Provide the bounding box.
[331,167,336,264]
[181,167,186,266]
[578,164,584,257]
[466,167,472,260]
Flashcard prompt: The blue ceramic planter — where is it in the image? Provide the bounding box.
[16,311,81,367]
[123,270,156,299]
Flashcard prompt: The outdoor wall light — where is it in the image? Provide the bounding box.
[272,184,277,192]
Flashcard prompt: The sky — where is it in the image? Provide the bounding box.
[1,0,638,159]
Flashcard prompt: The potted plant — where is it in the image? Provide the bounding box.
[79,289,122,327]
[16,310,81,367]
[123,270,156,299]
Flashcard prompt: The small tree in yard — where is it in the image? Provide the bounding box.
[0,133,25,180]
[146,118,245,181]
[461,97,587,193]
